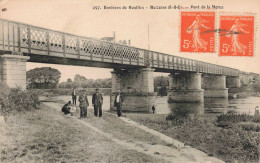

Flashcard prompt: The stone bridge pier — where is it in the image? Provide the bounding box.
[226,76,241,94]
[202,75,228,98]
[110,67,156,112]
[168,72,204,103]
[0,54,29,90]
[226,76,241,88]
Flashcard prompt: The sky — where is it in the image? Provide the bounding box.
[0,0,259,82]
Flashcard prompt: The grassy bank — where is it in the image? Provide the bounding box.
[125,113,260,163]
[0,104,166,163]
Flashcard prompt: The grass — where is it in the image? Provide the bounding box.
[0,104,165,163]
[44,96,168,146]
[125,113,260,163]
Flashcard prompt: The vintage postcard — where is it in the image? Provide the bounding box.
[0,0,260,163]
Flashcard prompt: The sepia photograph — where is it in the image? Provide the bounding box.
[0,0,260,162]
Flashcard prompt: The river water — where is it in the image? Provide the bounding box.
[54,95,260,115]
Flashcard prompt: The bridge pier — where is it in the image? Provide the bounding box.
[110,68,156,112]
[202,75,228,98]
[0,54,29,90]
[226,76,241,95]
[168,72,204,103]
[226,76,241,88]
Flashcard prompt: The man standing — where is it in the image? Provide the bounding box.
[114,91,124,117]
[92,88,103,117]
[152,105,156,114]
[78,91,89,118]
[71,88,77,105]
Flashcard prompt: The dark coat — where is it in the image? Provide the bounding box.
[62,103,70,113]
[92,93,103,106]
[114,94,124,107]
[78,94,89,107]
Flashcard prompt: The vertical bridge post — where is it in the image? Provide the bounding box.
[202,74,228,98]
[0,53,29,90]
[168,72,204,103]
[110,67,156,112]
[226,76,241,97]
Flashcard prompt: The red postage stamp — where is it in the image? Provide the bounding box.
[180,11,215,53]
[219,15,254,56]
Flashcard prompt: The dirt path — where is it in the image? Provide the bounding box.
[44,102,224,163]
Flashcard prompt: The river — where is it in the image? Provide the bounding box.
[53,95,260,115]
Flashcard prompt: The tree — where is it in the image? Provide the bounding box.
[67,78,73,83]
[154,76,169,88]
[27,67,61,89]
[154,76,169,96]
[74,74,87,82]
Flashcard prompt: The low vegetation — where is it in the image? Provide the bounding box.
[126,112,260,163]
[0,82,40,116]
[216,113,260,128]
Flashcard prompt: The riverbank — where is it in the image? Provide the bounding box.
[124,112,260,163]
[0,104,165,162]
[0,100,224,163]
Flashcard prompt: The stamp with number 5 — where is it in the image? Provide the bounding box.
[180,11,215,53]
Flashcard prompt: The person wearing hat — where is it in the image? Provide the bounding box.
[114,90,124,117]
[71,88,77,105]
[62,101,73,116]
[78,91,89,118]
[92,88,103,117]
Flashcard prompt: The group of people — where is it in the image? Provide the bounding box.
[77,88,104,118]
[62,88,125,118]
[62,88,157,117]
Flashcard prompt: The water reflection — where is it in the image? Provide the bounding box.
[54,95,260,115]
[155,96,260,115]
[204,98,229,114]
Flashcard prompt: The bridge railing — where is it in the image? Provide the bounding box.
[0,19,239,76]
[0,19,145,66]
[147,51,239,76]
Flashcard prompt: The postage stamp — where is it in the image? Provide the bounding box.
[180,11,215,53]
[219,15,255,56]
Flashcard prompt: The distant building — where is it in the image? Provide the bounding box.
[119,40,131,45]
[101,37,114,42]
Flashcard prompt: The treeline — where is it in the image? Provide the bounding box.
[26,67,170,96]
[154,76,169,96]
[59,74,112,89]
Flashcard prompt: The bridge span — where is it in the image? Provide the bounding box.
[0,19,259,112]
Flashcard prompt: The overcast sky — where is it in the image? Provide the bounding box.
[1,0,259,81]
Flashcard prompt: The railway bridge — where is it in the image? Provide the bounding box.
[0,19,258,112]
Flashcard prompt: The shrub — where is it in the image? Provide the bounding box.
[239,122,260,132]
[213,127,260,162]
[0,83,40,116]
[166,108,190,125]
[216,113,253,123]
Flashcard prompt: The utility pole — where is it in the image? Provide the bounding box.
[113,31,116,43]
[148,24,150,50]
